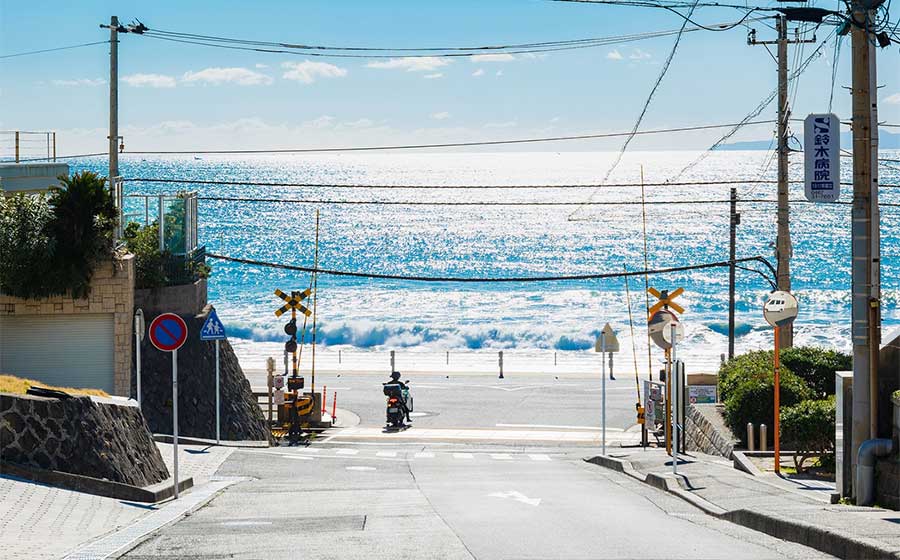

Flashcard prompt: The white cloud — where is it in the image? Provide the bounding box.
[52,78,106,87]
[281,61,348,83]
[470,53,515,63]
[431,111,451,120]
[472,68,485,77]
[303,115,335,129]
[342,118,375,129]
[423,73,444,79]
[550,116,561,123]
[629,48,651,60]
[885,93,900,105]
[255,63,268,69]
[521,53,548,60]
[182,67,273,86]
[122,73,176,88]
[496,70,504,77]
[484,120,517,128]
[606,49,623,61]
[366,57,450,72]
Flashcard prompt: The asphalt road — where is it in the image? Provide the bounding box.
[246,370,648,432]
[124,441,832,560]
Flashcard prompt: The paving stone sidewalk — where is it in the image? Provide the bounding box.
[590,448,900,560]
[0,442,234,560]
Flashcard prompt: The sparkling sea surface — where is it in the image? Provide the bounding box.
[69,150,900,372]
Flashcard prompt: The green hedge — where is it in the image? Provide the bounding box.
[723,365,813,445]
[780,347,850,398]
[781,397,836,472]
[0,172,116,299]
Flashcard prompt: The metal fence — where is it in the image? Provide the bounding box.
[0,131,56,163]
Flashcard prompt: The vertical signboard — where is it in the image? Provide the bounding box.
[804,113,841,202]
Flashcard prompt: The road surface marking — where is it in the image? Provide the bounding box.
[490,453,512,460]
[489,491,541,506]
[528,454,552,461]
[282,455,313,460]
[221,521,273,527]
[376,451,397,458]
[496,423,624,432]
[335,449,359,455]
[414,452,435,459]
[346,466,376,471]
[453,453,474,459]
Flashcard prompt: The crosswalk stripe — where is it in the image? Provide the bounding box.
[528,454,552,461]
[453,453,474,459]
[335,449,358,456]
[376,451,397,458]
[414,452,435,459]
[490,453,512,460]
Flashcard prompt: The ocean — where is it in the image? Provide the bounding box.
[69,149,900,373]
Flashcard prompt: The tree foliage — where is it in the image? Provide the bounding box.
[781,397,836,472]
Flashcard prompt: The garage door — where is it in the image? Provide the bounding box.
[0,314,115,393]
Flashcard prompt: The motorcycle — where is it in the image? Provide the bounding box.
[383,380,413,428]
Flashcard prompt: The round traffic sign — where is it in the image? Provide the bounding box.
[649,310,683,350]
[763,291,799,328]
[149,313,189,352]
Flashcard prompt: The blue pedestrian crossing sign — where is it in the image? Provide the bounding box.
[200,309,227,341]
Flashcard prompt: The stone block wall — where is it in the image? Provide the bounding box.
[0,255,134,396]
[0,392,168,486]
[685,402,739,459]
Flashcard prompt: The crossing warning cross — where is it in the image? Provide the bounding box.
[648,286,685,316]
[274,288,312,317]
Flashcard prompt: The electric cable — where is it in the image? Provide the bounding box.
[0,40,108,60]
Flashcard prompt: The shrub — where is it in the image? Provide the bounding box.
[722,355,814,445]
[0,193,54,298]
[781,397,836,472]
[124,221,169,289]
[780,347,851,398]
[719,349,774,402]
[45,172,118,298]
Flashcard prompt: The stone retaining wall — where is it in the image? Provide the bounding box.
[0,392,168,486]
[685,402,738,459]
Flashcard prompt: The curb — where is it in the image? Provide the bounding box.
[153,434,270,448]
[731,450,764,476]
[0,460,193,503]
[584,455,899,560]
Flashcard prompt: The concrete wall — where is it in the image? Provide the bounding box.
[134,278,207,317]
[685,402,738,459]
[0,392,168,486]
[0,255,134,396]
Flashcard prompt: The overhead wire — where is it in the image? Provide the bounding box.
[0,40,108,60]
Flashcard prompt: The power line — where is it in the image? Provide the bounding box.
[0,40,108,60]
[122,178,783,189]
[107,120,778,155]
[205,253,772,283]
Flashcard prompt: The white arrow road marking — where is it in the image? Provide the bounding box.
[489,491,541,507]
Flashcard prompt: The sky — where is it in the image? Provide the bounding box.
[1,0,898,154]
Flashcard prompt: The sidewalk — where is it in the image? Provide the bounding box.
[1,442,235,560]
[588,448,900,559]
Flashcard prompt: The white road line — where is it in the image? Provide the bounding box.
[453,453,474,459]
[335,449,359,455]
[281,455,314,460]
[490,453,512,460]
[496,423,624,432]
[376,451,397,458]
[414,452,435,459]
[346,466,376,471]
[528,454,552,461]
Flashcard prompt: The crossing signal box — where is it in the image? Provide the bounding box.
[273,287,315,443]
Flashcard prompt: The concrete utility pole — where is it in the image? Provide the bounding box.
[849,0,881,480]
[728,187,739,359]
[749,16,816,348]
[107,16,119,182]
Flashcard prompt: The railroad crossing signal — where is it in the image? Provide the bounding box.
[274,288,312,317]
[648,287,685,316]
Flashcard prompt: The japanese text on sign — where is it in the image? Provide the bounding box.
[804,113,840,202]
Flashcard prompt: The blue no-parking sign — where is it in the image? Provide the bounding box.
[200,309,227,341]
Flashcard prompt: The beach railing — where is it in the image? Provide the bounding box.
[0,130,56,163]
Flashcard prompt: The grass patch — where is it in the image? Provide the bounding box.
[0,374,108,397]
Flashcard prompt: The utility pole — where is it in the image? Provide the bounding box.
[749,15,816,348]
[728,187,739,359]
[849,0,882,484]
[106,16,119,182]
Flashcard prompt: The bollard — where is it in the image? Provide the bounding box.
[339,350,342,364]
[332,392,337,425]
[390,350,395,372]
[747,422,756,451]
[322,385,327,414]
[498,351,504,379]
[554,352,557,366]
[760,424,767,452]
[446,351,449,365]
[720,353,726,365]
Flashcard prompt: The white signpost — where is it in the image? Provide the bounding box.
[134,309,145,405]
[200,309,227,445]
[804,113,841,202]
[595,323,620,455]
[148,313,188,499]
